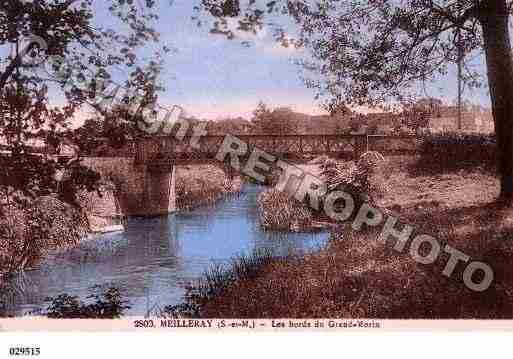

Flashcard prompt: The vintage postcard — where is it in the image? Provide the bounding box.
[1,0,513,352]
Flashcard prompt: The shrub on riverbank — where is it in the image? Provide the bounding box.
[320,152,390,208]
[46,286,129,319]
[256,153,389,232]
[76,181,125,232]
[175,165,242,210]
[257,189,314,232]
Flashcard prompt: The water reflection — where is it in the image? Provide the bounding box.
[5,185,328,316]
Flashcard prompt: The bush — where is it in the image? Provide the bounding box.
[46,286,130,319]
[320,152,389,207]
[415,133,496,173]
[257,189,314,231]
[0,195,87,279]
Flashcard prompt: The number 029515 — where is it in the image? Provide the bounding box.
[9,347,41,356]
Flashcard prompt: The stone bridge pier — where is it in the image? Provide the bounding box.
[82,157,177,217]
[140,161,177,216]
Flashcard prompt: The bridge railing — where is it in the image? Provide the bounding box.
[133,134,418,165]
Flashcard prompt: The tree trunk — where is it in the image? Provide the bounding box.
[480,0,513,204]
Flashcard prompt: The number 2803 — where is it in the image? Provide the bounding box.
[9,347,40,356]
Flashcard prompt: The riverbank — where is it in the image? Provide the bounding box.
[175,165,243,211]
[0,196,88,284]
[173,156,513,318]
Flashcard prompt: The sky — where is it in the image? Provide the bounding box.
[149,0,328,119]
[80,0,327,121]
[2,0,493,121]
[149,0,492,119]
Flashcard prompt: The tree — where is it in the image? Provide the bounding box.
[251,101,297,135]
[401,97,441,133]
[199,0,513,204]
[0,1,166,202]
[415,98,443,118]
[0,0,168,276]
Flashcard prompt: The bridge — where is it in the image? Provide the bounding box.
[134,134,368,163]
[119,134,418,216]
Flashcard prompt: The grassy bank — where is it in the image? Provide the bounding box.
[171,156,513,318]
[175,165,243,211]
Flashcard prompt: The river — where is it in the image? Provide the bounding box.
[5,184,329,316]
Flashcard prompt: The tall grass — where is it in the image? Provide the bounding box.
[163,248,279,318]
[257,189,314,231]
